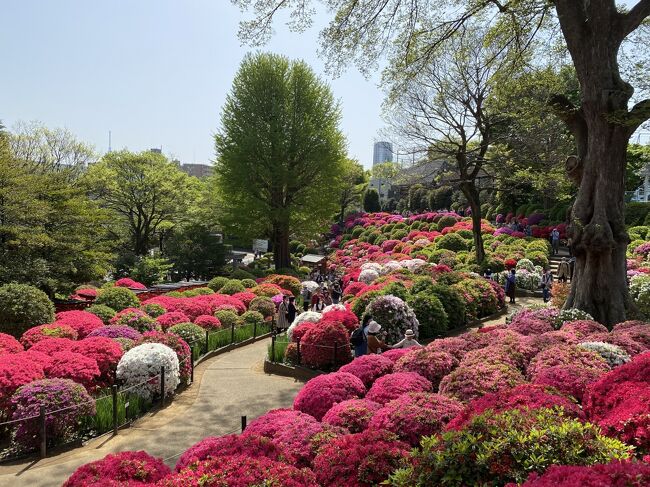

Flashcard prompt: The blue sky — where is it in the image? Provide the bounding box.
[0,1,385,168]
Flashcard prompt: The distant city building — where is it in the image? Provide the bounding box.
[149,148,162,154]
[180,163,213,179]
[373,141,393,166]
[368,177,391,201]
[631,165,650,202]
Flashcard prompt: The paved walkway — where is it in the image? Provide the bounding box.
[0,339,303,487]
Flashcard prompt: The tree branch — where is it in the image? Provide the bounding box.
[617,0,650,40]
[627,98,650,133]
[548,94,588,159]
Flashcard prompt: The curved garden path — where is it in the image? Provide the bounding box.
[0,296,540,487]
[0,339,303,487]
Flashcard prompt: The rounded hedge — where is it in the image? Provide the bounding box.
[85,304,116,324]
[0,284,55,338]
[215,310,242,329]
[219,279,246,295]
[95,287,140,312]
[249,296,276,319]
[241,310,265,328]
[207,276,229,292]
[168,323,204,345]
[407,292,448,338]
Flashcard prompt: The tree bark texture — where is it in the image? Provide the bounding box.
[554,0,649,325]
[460,182,485,264]
[272,220,290,270]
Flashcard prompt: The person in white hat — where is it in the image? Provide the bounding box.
[367,321,391,354]
[392,329,422,349]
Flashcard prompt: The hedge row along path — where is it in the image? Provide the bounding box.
[0,339,303,487]
[0,297,538,487]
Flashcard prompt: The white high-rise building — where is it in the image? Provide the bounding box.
[373,141,393,166]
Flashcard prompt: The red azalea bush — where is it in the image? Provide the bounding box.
[55,310,104,338]
[380,348,412,362]
[446,384,585,431]
[290,322,318,342]
[0,332,23,355]
[62,451,171,486]
[438,362,526,403]
[509,317,554,336]
[44,351,100,391]
[527,344,610,380]
[175,433,295,471]
[339,354,394,388]
[156,311,190,331]
[11,378,95,449]
[19,350,52,369]
[0,354,45,413]
[343,281,368,297]
[300,321,352,369]
[193,314,222,330]
[366,372,432,405]
[293,372,366,420]
[369,392,463,446]
[426,336,470,361]
[393,349,456,388]
[135,331,192,382]
[20,323,78,349]
[162,454,317,487]
[533,364,606,402]
[114,278,147,290]
[312,429,411,487]
[243,408,339,467]
[322,398,382,433]
[518,460,650,486]
[231,292,257,307]
[561,320,609,338]
[71,337,123,386]
[320,309,359,333]
[29,337,74,355]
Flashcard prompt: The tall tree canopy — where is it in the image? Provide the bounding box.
[84,150,195,257]
[214,52,346,269]
[234,0,650,325]
[337,158,367,221]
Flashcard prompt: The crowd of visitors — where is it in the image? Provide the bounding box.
[352,316,421,357]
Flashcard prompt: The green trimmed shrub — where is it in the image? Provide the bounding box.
[351,290,382,320]
[410,276,436,296]
[181,287,214,297]
[390,408,631,487]
[430,284,466,329]
[95,287,140,312]
[215,310,242,329]
[219,280,246,295]
[437,216,457,231]
[436,233,470,252]
[380,282,409,302]
[0,284,55,338]
[240,278,256,288]
[207,276,229,292]
[168,322,204,345]
[407,293,448,338]
[140,303,166,318]
[391,229,408,240]
[86,304,117,324]
[241,310,265,328]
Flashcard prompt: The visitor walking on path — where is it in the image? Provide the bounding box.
[505,269,517,304]
[551,228,561,255]
[287,296,297,324]
[392,329,422,349]
[331,282,342,304]
[540,269,554,303]
[277,295,290,331]
[557,258,571,283]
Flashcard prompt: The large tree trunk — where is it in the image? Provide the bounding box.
[460,182,485,264]
[272,220,290,270]
[554,2,642,326]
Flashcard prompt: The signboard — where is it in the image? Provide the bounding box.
[253,239,269,253]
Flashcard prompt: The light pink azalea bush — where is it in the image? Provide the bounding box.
[393,348,456,388]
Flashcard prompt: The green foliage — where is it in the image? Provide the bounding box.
[219,279,246,295]
[214,52,346,268]
[363,188,381,212]
[430,284,466,329]
[240,278,257,288]
[84,150,195,257]
[410,276,436,296]
[0,284,55,337]
[215,310,242,329]
[626,144,650,192]
[207,276,229,292]
[390,408,631,486]
[436,233,470,252]
[95,287,140,312]
[229,268,256,280]
[241,310,265,328]
[164,223,228,280]
[429,187,453,210]
[626,202,650,226]
[437,215,457,231]
[249,296,275,318]
[86,304,117,324]
[140,302,166,318]
[351,290,381,319]
[380,281,409,302]
[407,292,448,338]
[337,158,367,220]
[130,256,172,287]
[168,322,205,345]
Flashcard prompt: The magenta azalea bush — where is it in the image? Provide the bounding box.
[517,460,650,486]
[527,344,610,380]
[366,372,432,405]
[369,392,463,446]
[293,372,366,421]
[393,348,456,388]
[338,354,394,388]
[322,398,382,433]
[439,362,526,403]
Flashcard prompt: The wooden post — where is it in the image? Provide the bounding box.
[39,405,46,459]
[271,332,276,362]
[241,415,247,432]
[112,385,118,436]
[204,329,209,354]
[231,322,235,344]
[160,366,166,407]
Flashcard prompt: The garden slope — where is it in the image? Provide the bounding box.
[0,339,302,487]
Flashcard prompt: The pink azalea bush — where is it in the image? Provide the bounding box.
[426,336,470,361]
[322,398,382,433]
[192,315,221,330]
[11,378,95,449]
[71,337,123,386]
[527,344,610,380]
[0,354,45,413]
[55,310,104,338]
[393,348,456,388]
[114,278,147,290]
[20,323,78,349]
[320,309,359,333]
[62,451,171,486]
[380,348,412,362]
[339,354,394,388]
[0,332,23,355]
[293,372,366,420]
[312,429,411,487]
[162,454,317,487]
[29,337,74,355]
[518,460,650,486]
[585,332,646,356]
[533,364,606,402]
[447,384,585,431]
[509,317,554,336]
[560,320,609,338]
[110,308,160,333]
[175,433,295,471]
[366,372,432,405]
[156,311,190,331]
[438,362,526,403]
[369,392,463,446]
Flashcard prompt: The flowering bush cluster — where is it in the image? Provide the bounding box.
[364,295,419,343]
[293,372,366,420]
[116,343,180,401]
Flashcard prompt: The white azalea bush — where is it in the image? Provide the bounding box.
[364,294,419,343]
[116,343,180,401]
[322,303,346,315]
[553,308,594,329]
[359,268,380,284]
[400,259,427,272]
[629,274,650,316]
[287,311,322,340]
[380,261,403,275]
[515,258,536,273]
[360,262,383,272]
[578,341,631,367]
[495,268,542,291]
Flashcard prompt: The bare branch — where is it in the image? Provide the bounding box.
[617,0,650,40]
